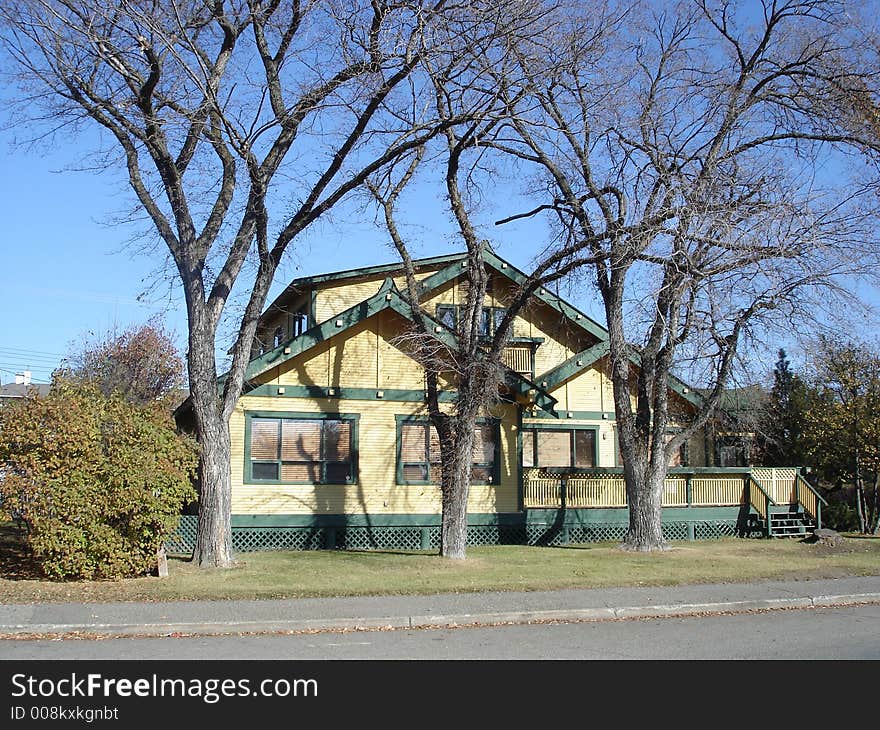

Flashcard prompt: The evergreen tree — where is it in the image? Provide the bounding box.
[759,349,811,467]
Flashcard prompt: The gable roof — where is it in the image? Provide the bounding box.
[242,277,560,415]
[263,248,611,343]
[203,248,704,416]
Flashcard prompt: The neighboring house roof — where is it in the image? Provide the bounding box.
[0,382,51,400]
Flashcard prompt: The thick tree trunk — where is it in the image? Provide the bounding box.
[192,416,234,567]
[187,307,235,568]
[621,466,667,551]
[439,419,476,559]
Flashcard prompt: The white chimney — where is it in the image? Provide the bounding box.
[15,371,31,386]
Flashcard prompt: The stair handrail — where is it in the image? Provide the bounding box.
[795,474,827,529]
[747,476,776,535]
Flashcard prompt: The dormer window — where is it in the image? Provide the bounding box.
[291,311,309,337]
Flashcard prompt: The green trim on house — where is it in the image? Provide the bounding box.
[243,410,361,486]
[394,414,502,486]
[228,512,523,528]
[242,384,460,403]
[537,341,611,391]
[290,254,466,288]
[525,410,615,421]
[244,277,399,381]
[166,506,754,554]
[416,262,466,299]
[239,277,560,416]
[480,249,610,342]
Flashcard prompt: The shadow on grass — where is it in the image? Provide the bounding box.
[0,522,44,580]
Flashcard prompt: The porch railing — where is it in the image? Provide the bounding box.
[746,476,774,523]
[795,474,827,528]
[523,466,805,511]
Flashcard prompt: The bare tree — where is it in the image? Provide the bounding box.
[368,5,603,557]
[0,0,489,567]
[487,0,880,550]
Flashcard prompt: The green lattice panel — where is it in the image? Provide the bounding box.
[499,526,527,545]
[526,526,566,545]
[234,528,326,552]
[693,521,738,540]
[428,526,526,548]
[337,527,423,551]
[662,522,689,541]
[575,524,628,543]
[166,515,197,555]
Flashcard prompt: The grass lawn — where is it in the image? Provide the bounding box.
[1,522,878,604]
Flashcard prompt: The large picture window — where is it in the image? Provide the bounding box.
[248,414,356,484]
[521,427,596,468]
[397,419,498,484]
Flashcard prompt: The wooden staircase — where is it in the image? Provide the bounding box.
[767,508,815,537]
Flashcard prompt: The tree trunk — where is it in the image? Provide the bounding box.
[439,422,476,559]
[871,475,879,535]
[855,481,867,534]
[621,465,667,551]
[192,414,235,567]
[187,308,235,568]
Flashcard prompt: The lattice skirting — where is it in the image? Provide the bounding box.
[165,515,757,554]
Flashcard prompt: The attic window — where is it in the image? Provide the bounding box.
[291,312,309,337]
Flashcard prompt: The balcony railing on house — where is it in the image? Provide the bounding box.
[523,466,826,533]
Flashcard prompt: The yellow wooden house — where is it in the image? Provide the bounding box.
[171,250,824,553]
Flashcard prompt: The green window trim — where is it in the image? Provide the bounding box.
[521,424,599,469]
[244,411,360,485]
[395,415,501,486]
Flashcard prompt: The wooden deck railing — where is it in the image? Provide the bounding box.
[523,467,803,510]
[795,474,827,528]
[747,477,774,523]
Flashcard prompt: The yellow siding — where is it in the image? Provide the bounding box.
[314,268,447,325]
[276,343,331,388]
[230,397,518,515]
[314,279,383,324]
[378,310,426,390]
[421,279,457,309]
[562,368,604,411]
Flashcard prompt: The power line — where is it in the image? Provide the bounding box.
[0,346,64,358]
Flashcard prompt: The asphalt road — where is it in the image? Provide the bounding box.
[2,604,878,659]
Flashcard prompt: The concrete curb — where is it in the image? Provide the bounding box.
[2,593,878,639]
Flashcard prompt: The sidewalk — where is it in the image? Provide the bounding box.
[1,575,879,639]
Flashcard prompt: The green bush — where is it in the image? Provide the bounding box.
[0,380,197,579]
[821,499,860,533]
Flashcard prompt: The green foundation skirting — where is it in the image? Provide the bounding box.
[166,507,763,555]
